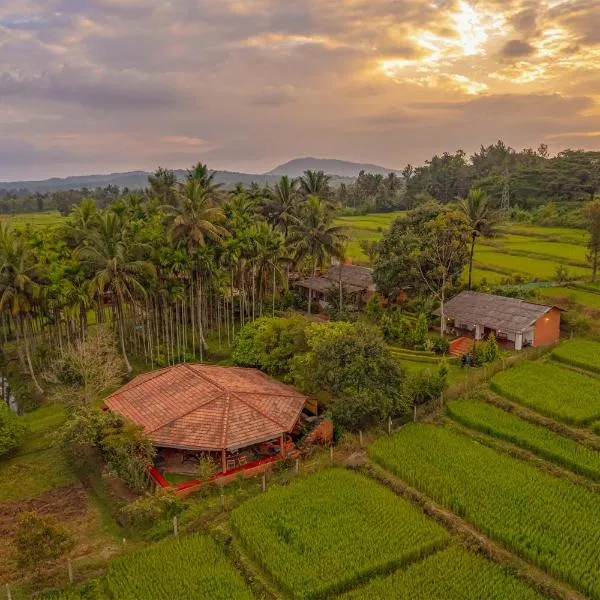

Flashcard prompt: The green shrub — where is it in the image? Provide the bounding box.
[121,489,186,527]
[14,511,73,571]
[0,402,27,457]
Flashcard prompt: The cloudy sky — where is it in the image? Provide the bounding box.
[1,0,599,180]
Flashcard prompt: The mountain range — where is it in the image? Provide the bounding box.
[0,158,397,192]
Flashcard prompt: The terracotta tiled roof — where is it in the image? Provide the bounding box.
[104,364,307,451]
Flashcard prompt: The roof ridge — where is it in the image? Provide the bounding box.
[146,391,224,434]
[183,363,230,392]
[221,392,231,450]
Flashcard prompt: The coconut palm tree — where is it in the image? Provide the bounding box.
[299,170,331,200]
[186,162,223,198]
[289,196,346,314]
[0,224,44,394]
[459,188,499,290]
[262,176,301,236]
[164,181,229,252]
[148,167,177,206]
[76,213,156,372]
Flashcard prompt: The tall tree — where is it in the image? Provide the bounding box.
[413,211,470,335]
[289,196,346,314]
[459,188,499,290]
[165,181,228,251]
[148,167,177,206]
[0,224,44,394]
[262,176,300,236]
[585,199,600,282]
[76,213,156,372]
[299,170,332,200]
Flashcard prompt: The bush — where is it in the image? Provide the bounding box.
[232,316,309,377]
[412,313,429,350]
[405,363,448,406]
[14,512,73,571]
[430,334,450,355]
[121,489,186,527]
[0,402,27,457]
[57,406,155,493]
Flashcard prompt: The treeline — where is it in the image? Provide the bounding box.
[0,164,346,399]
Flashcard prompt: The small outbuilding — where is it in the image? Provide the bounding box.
[104,363,309,476]
[295,264,376,308]
[437,291,561,350]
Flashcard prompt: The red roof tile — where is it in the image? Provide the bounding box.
[104,364,307,451]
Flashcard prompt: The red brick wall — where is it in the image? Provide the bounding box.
[533,308,561,347]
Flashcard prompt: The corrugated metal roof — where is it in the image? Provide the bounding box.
[435,291,556,333]
[104,364,307,452]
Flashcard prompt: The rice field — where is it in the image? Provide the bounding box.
[335,212,593,284]
[4,211,65,230]
[490,361,600,425]
[473,248,590,280]
[551,339,600,373]
[339,546,544,600]
[370,424,600,599]
[230,468,449,599]
[447,398,600,480]
[104,534,253,599]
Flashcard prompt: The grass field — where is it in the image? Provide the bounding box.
[339,545,544,600]
[5,211,65,230]
[490,361,600,425]
[551,339,600,373]
[231,468,449,599]
[447,398,600,480]
[104,534,253,599]
[370,424,600,599]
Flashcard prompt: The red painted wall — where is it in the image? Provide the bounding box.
[533,308,561,347]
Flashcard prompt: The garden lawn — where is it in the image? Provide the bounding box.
[551,339,600,373]
[447,398,600,480]
[339,545,544,600]
[370,424,600,599]
[490,361,600,425]
[230,468,449,599]
[105,534,253,599]
[538,287,600,309]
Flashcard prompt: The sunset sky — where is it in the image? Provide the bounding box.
[1,0,599,180]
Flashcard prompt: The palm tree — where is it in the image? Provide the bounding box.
[0,224,44,394]
[262,176,300,236]
[299,170,331,200]
[165,181,228,252]
[186,162,223,198]
[64,198,99,247]
[459,188,499,290]
[289,196,346,314]
[76,213,156,372]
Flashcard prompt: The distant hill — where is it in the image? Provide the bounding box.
[0,157,396,192]
[0,170,280,192]
[266,157,398,177]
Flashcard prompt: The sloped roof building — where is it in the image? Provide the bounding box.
[104,364,307,457]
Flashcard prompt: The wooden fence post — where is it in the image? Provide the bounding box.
[6,584,12,600]
[67,558,73,584]
[388,417,392,435]
[173,516,179,537]
[262,473,266,492]
[295,458,299,474]
[413,404,417,422]
[359,430,363,447]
